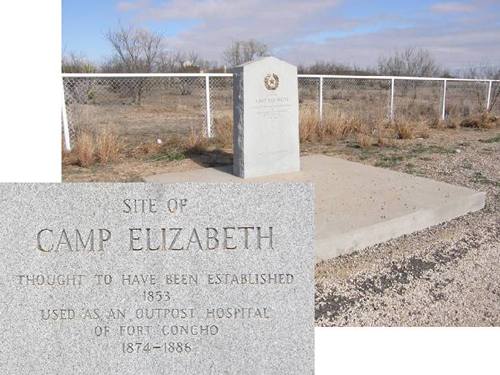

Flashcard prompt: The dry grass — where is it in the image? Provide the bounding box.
[130,142,162,158]
[323,110,364,139]
[66,129,122,167]
[429,118,445,129]
[299,108,430,147]
[184,126,209,153]
[376,135,396,147]
[393,120,414,139]
[65,106,498,171]
[299,109,320,142]
[300,109,366,143]
[460,112,499,129]
[73,131,96,167]
[356,133,373,148]
[213,116,233,147]
[95,129,122,163]
[62,150,77,166]
[298,108,468,147]
[414,125,431,139]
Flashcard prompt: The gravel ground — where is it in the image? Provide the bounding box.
[314,128,500,326]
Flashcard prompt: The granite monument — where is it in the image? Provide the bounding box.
[232,56,300,178]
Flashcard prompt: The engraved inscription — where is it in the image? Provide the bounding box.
[0,184,313,374]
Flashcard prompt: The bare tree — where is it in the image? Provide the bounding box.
[462,65,500,111]
[298,61,375,75]
[462,65,500,80]
[62,53,97,73]
[105,25,167,104]
[378,48,441,100]
[157,51,212,73]
[105,25,165,72]
[222,40,269,67]
[377,47,441,77]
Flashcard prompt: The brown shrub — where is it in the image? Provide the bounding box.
[429,118,446,129]
[393,120,414,139]
[373,121,395,146]
[74,131,96,167]
[356,133,373,148]
[445,119,458,129]
[460,113,498,129]
[95,129,122,163]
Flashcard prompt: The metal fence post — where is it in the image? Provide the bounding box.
[205,75,212,137]
[61,81,71,151]
[486,80,493,112]
[319,76,323,121]
[441,79,447,120]
[390,78,395,120]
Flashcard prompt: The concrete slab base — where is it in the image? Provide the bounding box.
[145,155,486,261]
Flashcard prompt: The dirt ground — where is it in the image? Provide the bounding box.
[63,127,499,326]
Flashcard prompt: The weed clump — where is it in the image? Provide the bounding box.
[393,120,414,139]
[95,129,122,163]
[184,127,209,153]
[356,133,373,148]
[460,113,498,129]
[213,116,233,147]
[74,131,96,167]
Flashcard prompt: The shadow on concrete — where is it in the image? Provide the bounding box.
[185,148,233,172]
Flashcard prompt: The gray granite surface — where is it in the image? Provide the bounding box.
[0,183,314,374]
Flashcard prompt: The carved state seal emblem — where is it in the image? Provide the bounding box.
[264,73,280,90]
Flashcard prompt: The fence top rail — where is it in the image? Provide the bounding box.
[61,72,233,78]
[298,74,499,82]
[61,72,499,82]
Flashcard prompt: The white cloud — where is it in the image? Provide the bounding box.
[282,26,500,69]
[117,0,151,12]
[136,0,341,21]
[430,2,476,13]
[114,0,500,69]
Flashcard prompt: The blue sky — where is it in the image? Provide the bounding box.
[62,0,500,69]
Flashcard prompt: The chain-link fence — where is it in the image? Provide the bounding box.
[209,75,233,132]
[446,80,490,120]
[62,73,499,150]
[393,79,443,121]
[491,81,500,114]
[298,77,320,117]
[323,77,391,123]
[63,75,210,148]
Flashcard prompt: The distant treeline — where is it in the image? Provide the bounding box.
[63,26,499,79]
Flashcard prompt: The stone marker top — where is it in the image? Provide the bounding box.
[232,55,295,68]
